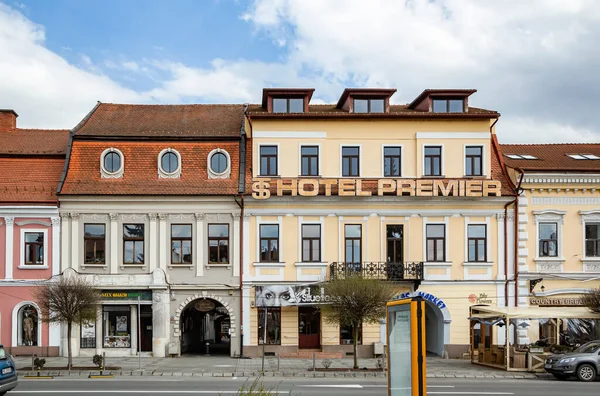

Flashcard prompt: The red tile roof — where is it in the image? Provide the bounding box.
[0,129,70,155]
[500,143,600,172]
[75,103,245,138]
[0,158,65,203]
[60,141,250,195]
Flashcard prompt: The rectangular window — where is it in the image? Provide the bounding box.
[386,225,404,263]
[123,224,144,264]
[24,232,44,265]
[260,224,279,262]
[342,146,360,177]
[465,146,483,176]
[424,146,442,176]
[384,146,402,177]
[539,223,558,257]
[585,223,600,257]
[102,305,131,348]
[171,224,192,264]
[301,146,319,176]
[353,98,384,113]
[301,224,321,262]
[467,225,487,262]
[272,97,304,113]
[260,146,278,176]
[84,224,106,264]
[80,320,96,349]
[432,98,464,113]
[258,307,281,345]
[344,224,362,270]
[208,224,229,264]
[426,224,445,262]
[340,322,363,345]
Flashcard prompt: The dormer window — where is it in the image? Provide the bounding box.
[432,98,464,113]
[353,98,384,114]
[272,97,304,113]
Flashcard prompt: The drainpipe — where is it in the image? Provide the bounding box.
[503,199,515,307]
[513,168,525,307]
[234,194,245,356]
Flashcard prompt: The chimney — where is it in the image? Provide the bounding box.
[0,109,18,130]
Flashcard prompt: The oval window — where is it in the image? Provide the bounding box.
[210,152,227,174]
[161,152,179,174]
[103,151,121,173]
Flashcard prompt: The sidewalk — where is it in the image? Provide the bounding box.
[14,355,552,379]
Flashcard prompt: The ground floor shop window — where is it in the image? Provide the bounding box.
[258,308,281,345]
[80,320,96,349]
[561,318,600,346]
[18,304,39,346]
[539,319,557,345]
[103,305,131,348]
[340,323,362,345]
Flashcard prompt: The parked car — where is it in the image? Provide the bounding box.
[0,345,18,395]
[545,340,600,381]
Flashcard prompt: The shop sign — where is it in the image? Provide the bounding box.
[252,178,502,199]
[255,285,335,307]
[195,300,216,312]
[469,293,493,304]
[395,291,446,309]
[100,290,152,300]
[529,297,585,306]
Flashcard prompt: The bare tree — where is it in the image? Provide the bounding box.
[582,288,600,314]
[34,276,100,370]
[321,274,398,369]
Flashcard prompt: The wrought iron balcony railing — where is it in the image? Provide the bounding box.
[329,261,424,282]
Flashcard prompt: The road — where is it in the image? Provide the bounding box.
[6,376,600,395]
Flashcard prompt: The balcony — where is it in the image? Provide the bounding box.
[329,261,424,282]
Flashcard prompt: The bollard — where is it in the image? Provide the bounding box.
[31,354,35,372]
[313,352,316,372]
[277,353,280,372]
[205,342,210,356]
[102,352,106,375]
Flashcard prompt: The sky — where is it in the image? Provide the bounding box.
[1,0,599,143]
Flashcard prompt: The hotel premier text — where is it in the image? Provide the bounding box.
[252,178,502,199]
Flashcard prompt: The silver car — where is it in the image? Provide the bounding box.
[545,340,600,381]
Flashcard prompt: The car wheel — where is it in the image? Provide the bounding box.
[553,373,569,380]
[576,364,596,382]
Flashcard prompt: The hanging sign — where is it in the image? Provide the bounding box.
[195,300,216,312]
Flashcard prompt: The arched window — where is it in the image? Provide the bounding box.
[17,304,39,346]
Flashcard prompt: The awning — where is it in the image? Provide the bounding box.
[470,305,600,320]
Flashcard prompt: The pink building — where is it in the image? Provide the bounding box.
[0,109,69,356]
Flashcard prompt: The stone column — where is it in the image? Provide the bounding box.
[152,289,169,357]
[95,305,103,353]
[158,214,168,271]
[51,217,61,276]
[148,213,158,272]
[70,213,80,271]
[109,213,119,274]
[195,213,204,277]
[232,213,241,277]
[130,304,138,356]
[4,217,14,279]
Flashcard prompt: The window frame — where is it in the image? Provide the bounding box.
[585,223,600,257]
[158,148,182,178]
[23,231,44,266]
[353,98,385,114]
[171,224,193,265]
[100,147,124,178]
[84,223,106,265]
[272,97,305,113]
[423,145,443,177]
[431,97,465,113]
[538,222,559,258]
[465,145,484,177]
[386,224,404,263]
[259,145,279,176]
[340,322,363,345]
[467,224,487,262]
[123,224,145,265]
[300,145,320,176]
[259,224,280,263]
[208,223,230,264]
[344,224,362,264]
[383,145,402,177]
[426,224,446,262]
[301,224,321,263]
[341,145,361,177]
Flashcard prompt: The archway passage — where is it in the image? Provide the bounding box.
[424,302,445,357]
[180,298,231,355]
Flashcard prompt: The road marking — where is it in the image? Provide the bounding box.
[11,392,290,394]
[298,384,363,388]
[428,393,514,395]
[364,385,455,388]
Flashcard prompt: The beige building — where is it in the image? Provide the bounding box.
[241,88,516,358]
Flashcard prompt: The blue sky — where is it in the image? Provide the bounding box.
[1,0,600,143]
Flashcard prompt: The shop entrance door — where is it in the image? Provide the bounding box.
[140,305,153,352]
[299,306,321,349]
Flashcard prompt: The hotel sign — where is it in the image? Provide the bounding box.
[252,178,502,199]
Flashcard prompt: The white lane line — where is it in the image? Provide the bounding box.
[428,392,514,395]
[298,384,363,388]
[11,392,289,394]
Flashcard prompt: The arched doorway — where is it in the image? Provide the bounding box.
[180,298,231,355]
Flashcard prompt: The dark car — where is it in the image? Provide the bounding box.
[0,345,18,395]
[545,340,600,381]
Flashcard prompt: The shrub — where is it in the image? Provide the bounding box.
[33,357,46,370]
[376,357,386,370]
[321,358,332,369]
[93,354,103,368]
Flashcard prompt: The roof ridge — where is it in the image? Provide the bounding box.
[99,103,244,107]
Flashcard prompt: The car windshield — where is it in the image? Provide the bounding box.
[0,347,6,360]
[574,342,600,354]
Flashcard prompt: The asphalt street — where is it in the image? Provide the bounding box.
[5,377,600,396]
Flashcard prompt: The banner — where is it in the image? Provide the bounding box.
[255,285,334,307]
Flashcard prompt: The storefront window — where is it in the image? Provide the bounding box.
[80,320,96,349]
[103,305,131,348]
[340,322,362,345]
[258,307,281,345]
[562,319,600,346]
[539,319,557,345]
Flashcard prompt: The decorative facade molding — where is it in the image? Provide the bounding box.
[148,213,158,221]
[194,213,205,221]
[523,173,600,185]
[120,214,147,221]
[4,216,14,226]
[158,213,168,221]
[535,260,564,273]
[15,220,52,227]
[109,213,119,221]
[532,197,600,205]
[169,214,195,221]
[583,261,600,272]
[51,217,61,226]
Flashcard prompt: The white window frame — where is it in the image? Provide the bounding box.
[207,148,231,179]
[19,228,49,269]
[463,217,492,264]
[382,145,404,178]
[100,147,124,179]
[298,144,321,177]
[533,210,566,261]
[422,144,444,177]
[340,144,362,178]
[423,220,449,263]
[463,144,486,177]
[257,143,280,177]
[580,210,600,259]
[254,216,284,266]
[422,216,451,280]
[158,148,182,179]
[12,301,43,347]
[297,216,325,263]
